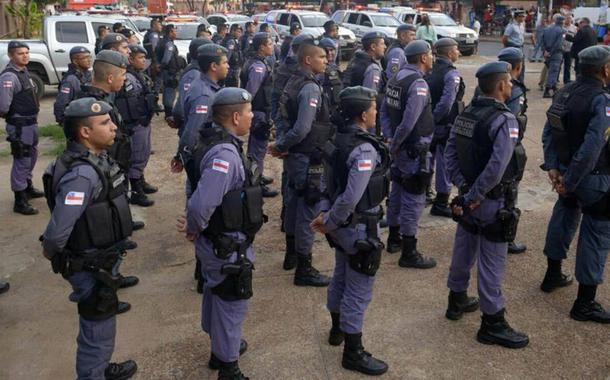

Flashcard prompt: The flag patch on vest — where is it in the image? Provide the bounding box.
[255,66,264,73]
[3,81,12,88]
[373,75,380,84]
[357,159,372,171]
[416,87,428,96]
[391,58,399,64]
[309,98,318,107]
[509,125,519,139]
[196,105,208,114]
[212,159,229,173]
[606,106,610,117]
[65,191,85,205]
[61,87,71,94]
[184,83,191,91]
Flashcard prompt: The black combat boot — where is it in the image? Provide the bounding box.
[209,340,248,370]
[261,175,274,185]
[25,179,44,199]
[117,274,139,289]
[262,184,279,198]
[195,258,204,294]
[342,332,388,376]
[425,186,435,205]
[294,254,330,287]
[104,360,138,380]
[476,309,529,349]
[117,301,131,314]
[543,87,553,98]
[283,235,297,270]
[386,226,402,254]
[129,178,154,207]
[218,360,249,380]
[430,193,453,218]
[141,176,158,194]
[328,312,344,346]
[570,284,610,323]
[540,258,573,293]
[132,221,145,231]
[445,290,480,320]
[0,281,10,295]
[507,241,527,254]
[13,191,38,215]
[398,236,436,269]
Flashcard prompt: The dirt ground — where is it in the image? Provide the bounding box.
[1,55,610,380]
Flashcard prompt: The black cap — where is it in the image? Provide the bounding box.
[190,37,212,58]
[8,41,29,50]
[290,22,301,33]
[252,32,271,50]
[69,46,90,57]
[340,86,377,103]
[475,61,511,78]
[362,31,385,43]
[212,87,252,106]
[129,44,147,56]
[323,20,337,30]
[397,24,416,33]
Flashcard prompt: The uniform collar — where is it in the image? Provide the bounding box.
[435,56,452,65]
[404,63,424,75]
[83,85,109,98]
[201,73,221,90]
[7,62,26,72]
[578,75,605,88]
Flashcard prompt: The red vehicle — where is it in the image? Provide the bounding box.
[66,0,113,11]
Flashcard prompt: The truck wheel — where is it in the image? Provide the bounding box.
[29,72,45,100]
[461,48,475,57]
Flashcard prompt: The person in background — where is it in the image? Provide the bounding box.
[416,14,437,45]
[530,17,547,62]
[197,23,212,38]
[95,25,110,55]
[569,17,598,75]
[562,15,577,84]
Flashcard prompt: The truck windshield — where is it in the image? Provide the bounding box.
[370,14,401,27]
[301,14,329,27]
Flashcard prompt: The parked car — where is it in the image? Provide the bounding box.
[393,11,478,56]
[252,13,268,24]
[265,10,357,60]
[0,15,143,98]
[331,10,402,40]
[206,13,251,30]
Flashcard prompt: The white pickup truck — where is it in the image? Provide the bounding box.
[0,15,143,98]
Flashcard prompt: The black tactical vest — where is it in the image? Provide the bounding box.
[453,97,526,186]
[1,67,39,126]
[43,142,133,252]
[508,78,528,137]
[143,30,158,61]
[322,64,343,111]
[546,76,609,169]
[384,71,435,145]
[272,56,298,95]
[59,65,91,92]
[280,71,334,154]
[240,56,272,114]
[383,42,405,74]
[222,36,244,69]
[185,126,265,239]
[115,67,155,127]
[327,127,390,213]
[181,62,200,79]
[157,38,180,73]
[425,59,465,126]
[343,51,375,88]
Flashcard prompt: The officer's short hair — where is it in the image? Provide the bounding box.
[104,40,127,51]
[581,17,591,25]
[218,23,228,33]
[150,18,160,28]
[363,37,383,51]
[212,103,247,125]
[63,116,91,141]
[112,22,123,32]
[406,53,425,64]
[436,45,455,57]
[93,60,124,82]
[478,72,510,95]
[580,63,604,77]
[297,43,323,64]
[500,58,521,70]
[97,25,109,36]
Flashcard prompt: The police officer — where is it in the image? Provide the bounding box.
[179,87,263,380]
[319,38,343,124]
[143,18,162,59]
[100,33,131,57]
[542,14,566,98]
[279,22,302,63]
[157,24,182,119]
[445,61,528,348]
[380,40,437,267]
[322,20,341,64]
[212,23,228,44]
[384,24,416,79]
[176,44,228,173]
[222,24,244,87]
[268,43,333,287]
[41,97,139,379]
[497,47,529,254]
[240,21,255,55]
[95,25,109,55]
[171,37,211,132]
[0,41,43,215]
[115,45,159,207]
[54,46,93,126]
[541,46,610,323]
[343,32,386,93]
[311,86,389,376]
[241,32,279,198]
[502,10,526,83]
[120,28,138,45]
[79,50,145,239]
[426,38,464,218]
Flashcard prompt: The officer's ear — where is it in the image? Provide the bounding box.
[603,62,610,84]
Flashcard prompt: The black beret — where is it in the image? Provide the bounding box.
[404,40,431,57]
[8,40,29,50]
[397,24,416,33]
[476,61,511,78]
[212,87,252,106]
[197,43,228,59]
[362,31,385,42]
[69,46,90,57]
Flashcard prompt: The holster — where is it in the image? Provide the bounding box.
[304,162,324,206]
[8,138,31,158]
[582,193,610,220]
[393,169,432,195]
[252,120,273,140]
[211,242,254,301]
[77,272,119,321]
[108,132,132,171]
[348,212,383,276]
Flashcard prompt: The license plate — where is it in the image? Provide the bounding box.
[466,38,475,44]
[340,40,347,47]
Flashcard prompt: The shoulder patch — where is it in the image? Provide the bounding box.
[309,98,318,107]
[454,76,461,84]
[212,158,230,173]
[195,105,208,114]
[3,81,13,88]
[254,66,264,73]
[64,191,85,205]
[357,159,372,171]
[416,87,428,96]
[184,82,191,91]
[391,57,400,64]
[509,124,519,140]
[61,86,71,94]
[373,75,380,84]
[606,106,610,117]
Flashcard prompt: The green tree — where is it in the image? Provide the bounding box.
[6,0,44,38]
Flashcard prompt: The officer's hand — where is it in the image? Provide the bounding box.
[548,169,561,187]
[268,144,288,158]
[469,201,481,211]
[165,116,177,129]
[555,178,567,195]
[170,158,183,173]
[544,51,550,58]
[451,204,464,216]
[42,250,52,261]
[310,213,328,234]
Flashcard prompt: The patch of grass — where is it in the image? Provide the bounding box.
[0,150,10,158]
[43,143,65,157]
[39,124,65,142]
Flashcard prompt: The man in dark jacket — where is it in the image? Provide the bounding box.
[569,17,598,75]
